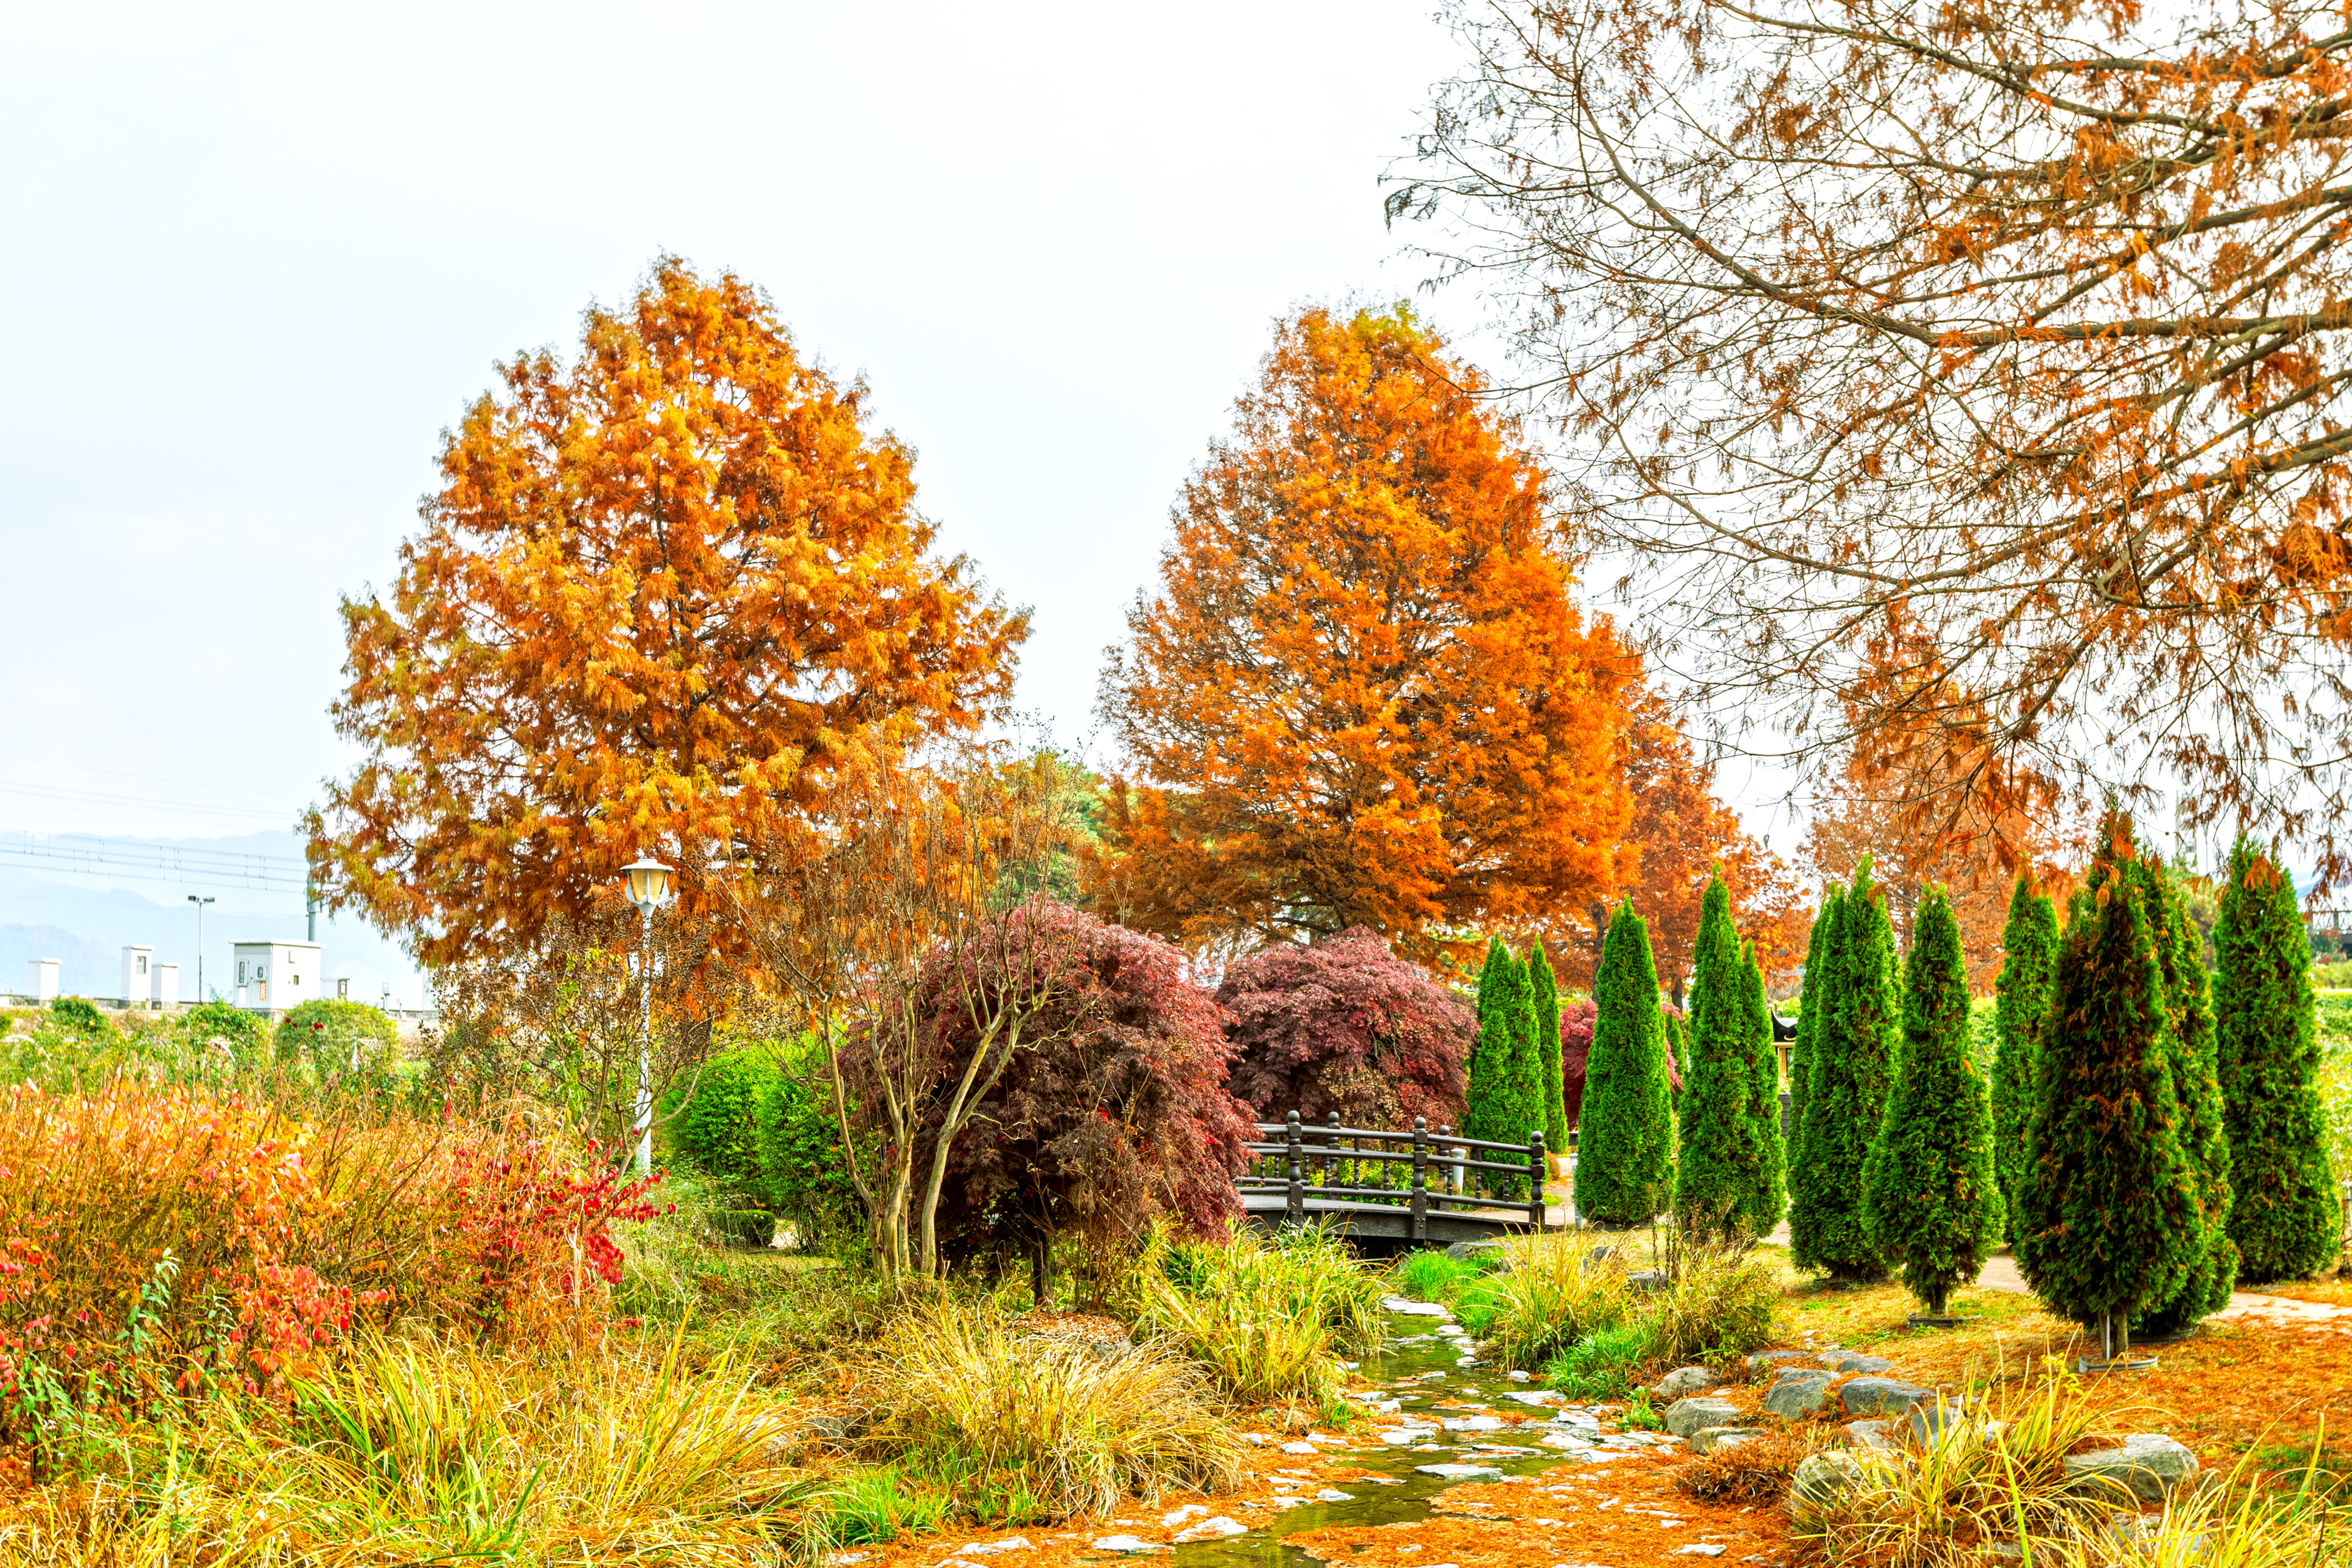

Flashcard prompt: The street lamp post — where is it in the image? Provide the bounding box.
[186,895,214,1004]
[619,856,674,1175]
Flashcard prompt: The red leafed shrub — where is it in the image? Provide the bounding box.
[923,903,1256,1263]
[1561,999,1680,1131]
[1218,925,1472,1131]
[0,1083,659,1456]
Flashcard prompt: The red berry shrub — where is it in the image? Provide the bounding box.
[1217,926,1471,1130]
[915,903,1255,1266]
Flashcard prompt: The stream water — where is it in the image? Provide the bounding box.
[1168,1299,1680,1568]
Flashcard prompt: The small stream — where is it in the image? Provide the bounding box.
[1169,1300,1678,1568]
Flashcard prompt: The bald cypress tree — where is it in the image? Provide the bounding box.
[1864,888,1998,1315]
[1676,874,1767,1239]
[2017,858,2204,1356]
[1530,937,1570,1155]
[1991,876,2058,1244]
[1740,938,1787,1238]
[1576,901,1673,1226]
[1790,861,1895,1281]
[2213,836,2343,1282]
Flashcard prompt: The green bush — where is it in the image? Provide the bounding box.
[48,997,108,1034]
[753,1064,866,1250]
[1454,1231,1631,1369]
[274,998,401,1088]
[1392,1248,1486,1303]
[177,998,269,1052]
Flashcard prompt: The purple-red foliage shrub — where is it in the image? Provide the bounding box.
[928,902,1254,1259]
[1218,926,1472,1131]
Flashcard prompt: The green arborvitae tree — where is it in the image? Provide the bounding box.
[1740,938,1787,1237]
[1863,888,1998,1315]
[1530,937,1570,1155]
[2016,858,2204,1351]
[1991,875,2058,1245]
[1467,937,1545,1197]
[2213,836,2343,1282]
[1675,874,1766,1239]
[2132,855,2236,1332]
[1790,860,1897,1281]
[1786,888,1842,1182]
[1576,900,1674,1226]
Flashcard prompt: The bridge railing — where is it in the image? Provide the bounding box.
[1237,1111,1549,1231]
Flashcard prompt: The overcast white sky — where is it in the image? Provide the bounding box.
[0,2,1503,834]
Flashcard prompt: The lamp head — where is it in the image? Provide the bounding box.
[621,856,674,912]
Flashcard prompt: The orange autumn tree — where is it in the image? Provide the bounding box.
[1093,303,1637,970]
[309,257,1025,964]
[1604,689,1807,1004]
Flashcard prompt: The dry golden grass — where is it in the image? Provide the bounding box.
[0,1330,800,1568]
[1672,1428,1826,1504]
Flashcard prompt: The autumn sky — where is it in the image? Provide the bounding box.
[0,2,1812,874]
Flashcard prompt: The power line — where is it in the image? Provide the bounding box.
[0,781,301,825]
[0,756,314,804]
[0,832,311,891]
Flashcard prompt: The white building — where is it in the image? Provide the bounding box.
[154,962,179,1010]
[25,958,57,1002]
[232,939,320,1016]
[121,946,153,1007]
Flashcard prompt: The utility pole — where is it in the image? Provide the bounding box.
[186,895,214,1002]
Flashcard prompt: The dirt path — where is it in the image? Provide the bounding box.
[1967,1250,2352,1325]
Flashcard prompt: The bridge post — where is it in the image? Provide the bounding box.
[1528,1131,1546,1229]
[1285,1111,1304,1226]
[1327,1110,1342,1185]
[1410,1116,1428,1243]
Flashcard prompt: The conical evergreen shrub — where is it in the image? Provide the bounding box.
[2213,836,2344,1282]
[2016,858,2205,1347]
[1789,860,1895,1281]
[1575,900,1673,1226]
[1786,888,1842,1182]
[1863,888,1997,1315]
[2131,854,2236,1332]
[1991,875,2057,1245]
[1739,939,1787,1237]
[1466,937,1545,1197]
[1675,874,1767,1239]
[1529,937,1570,1154]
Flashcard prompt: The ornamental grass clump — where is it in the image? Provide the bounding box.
[1640,1239,1781,1364]
[1125,1223,1384,1405]
[850,1299,1244,1522]
[1453,1230,1631,1369]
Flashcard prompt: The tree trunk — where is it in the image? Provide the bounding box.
[1031,1229,1052,1310]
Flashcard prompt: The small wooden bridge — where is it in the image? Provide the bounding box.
[1237,1111,1555,1249]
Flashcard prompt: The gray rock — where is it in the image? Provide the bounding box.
[1502,1389,1563,1407]
[1670,1547,1728,1557]
[1790,1450,1865,1514]
[1414,1462,1505,1482]
[803,1413,849,1441]
[1746,1349,1814,1374]
[1656,1365,1717,1398]
[1440,1415,1503,1432]
[1445,1239,1504,1262]
[1772,1364,1829,1384]
[1822,1351,1894,1375]
[1763,1372,1836,1419]
[1663,1397,1744,1438]
[1627,1269,1669,1292]
[1840,1377,1936,1417]
[1844,1419,1897,1451]
[1587,1244,1621,1263]
[1688,1426,1769,1456]
[1088,1538,1166,1555]
[2062,1434,2201,1503]
[1909,1399,1970,1446]
[1171,1518,1246,1543]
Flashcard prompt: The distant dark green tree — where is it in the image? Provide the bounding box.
[1575,900,1674,1226]
[2017,857,2206,1356]
[2140,856,2236,1332]
[1790,861,1896,1281]
[1675,874,1768,1240]
[1786,887,1842,1182]
[2212,836,2343,1282]
[1739,938,1787,1237]
[1864,888,1998,1316]
[1529,937,1570,1154]
[1991,875,2058,1245]
[1467,935,1513,1138]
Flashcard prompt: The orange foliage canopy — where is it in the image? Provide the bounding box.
[1093,304,1637,971]
[309,257,1024,964]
